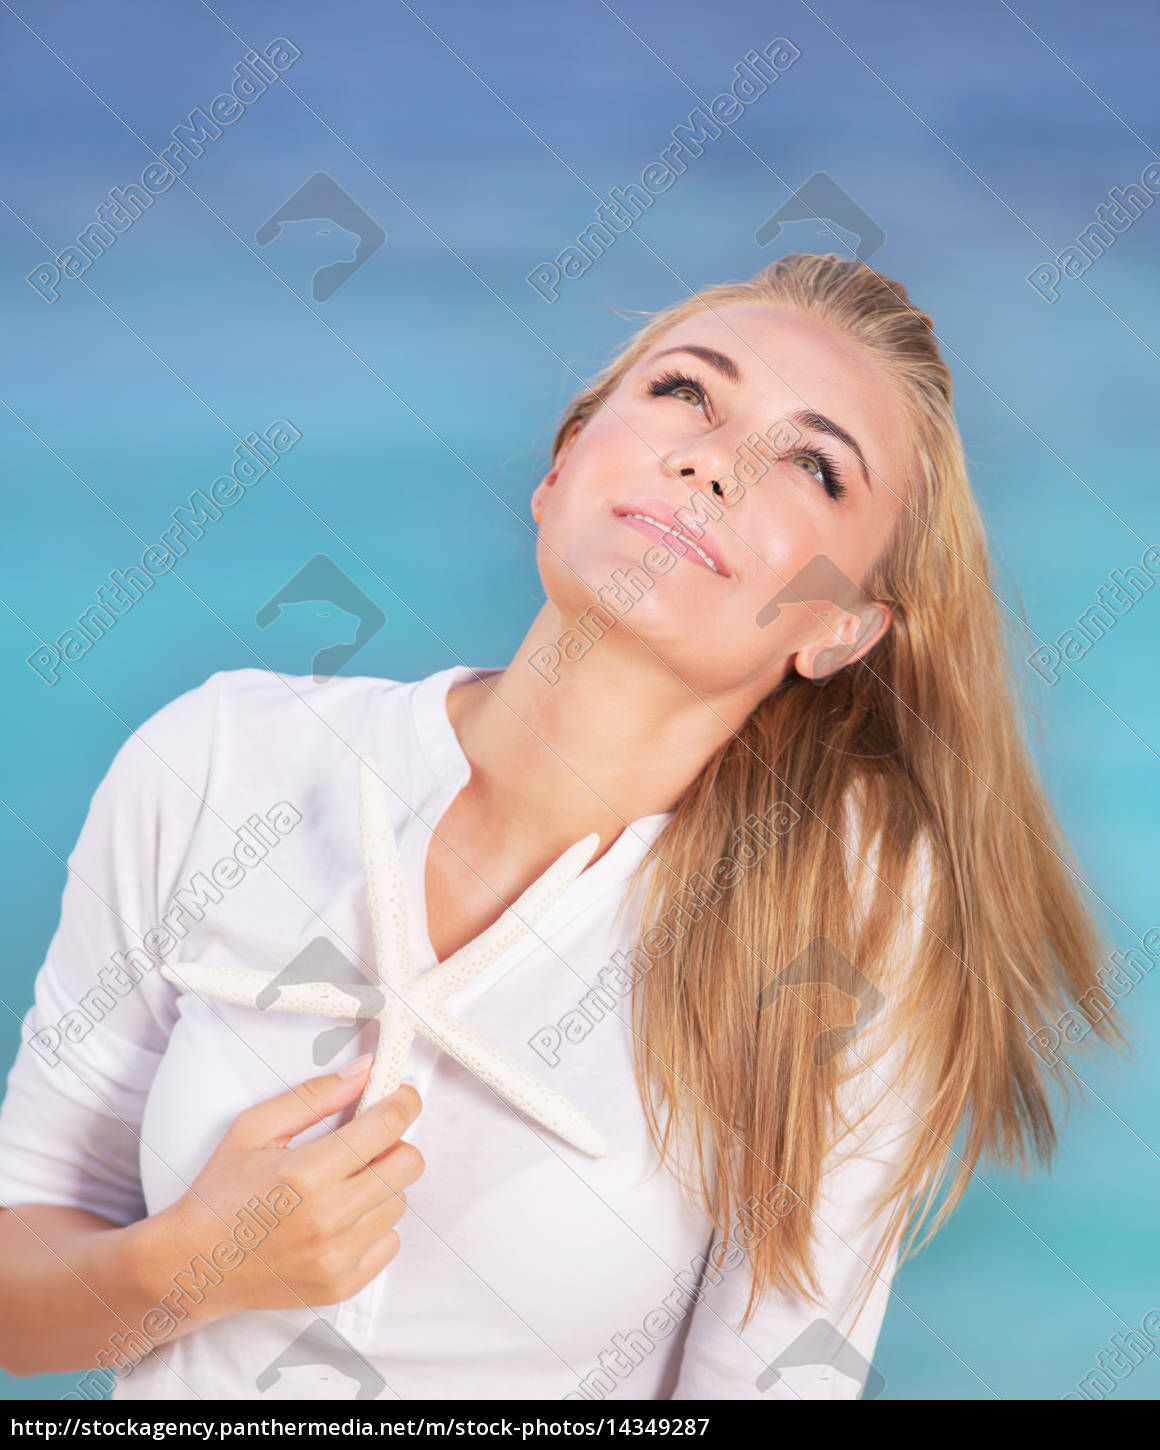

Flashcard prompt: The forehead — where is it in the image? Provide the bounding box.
[639,300,911,485]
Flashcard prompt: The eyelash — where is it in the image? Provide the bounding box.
[647,369,710,409]
[788,443,847,502]
[645,369,849,502]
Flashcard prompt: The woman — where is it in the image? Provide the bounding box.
[0,253,1119,1400]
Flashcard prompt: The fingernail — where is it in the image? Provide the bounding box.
[340,1052,375,1079]
[400,1075,420,1090]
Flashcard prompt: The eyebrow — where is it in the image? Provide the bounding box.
[787,410,872,492]
[651,344,740,384]
[649,344,873,493]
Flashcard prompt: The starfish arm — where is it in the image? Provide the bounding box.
[414,1006,608,1158]
[420,832,601,1000]
[359,754,413,991]
[159,962,383,1019]
[357,1008,416,1114]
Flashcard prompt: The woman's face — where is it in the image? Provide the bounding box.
[531,301,914,701]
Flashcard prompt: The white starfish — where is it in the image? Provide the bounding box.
[160,754,609,1157]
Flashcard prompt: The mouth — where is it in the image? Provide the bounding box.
[613,498,731,578]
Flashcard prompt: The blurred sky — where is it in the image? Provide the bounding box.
[2,0,1158,1402]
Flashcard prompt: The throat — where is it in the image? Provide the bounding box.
[421,826,515,963]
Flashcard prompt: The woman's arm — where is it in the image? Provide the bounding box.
[0,688,208,1377]
[0,1065,424,1377]
[0,694,190,1373]
[0,1204,181,1376]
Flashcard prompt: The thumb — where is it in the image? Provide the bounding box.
[231,1053,374,1149]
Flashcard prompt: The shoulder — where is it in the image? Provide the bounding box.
[78,666,422,916]
[135,666,410,742]
[121,666,412,770]
[93,666,416,834]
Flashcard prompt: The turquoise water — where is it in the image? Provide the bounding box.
[2,0,1158,1401]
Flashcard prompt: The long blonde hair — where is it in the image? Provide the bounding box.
[551,253,1125,1328]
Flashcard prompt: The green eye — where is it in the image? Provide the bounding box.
[791,453,823,482]
[785,444,847,502]
[647,371,708,408]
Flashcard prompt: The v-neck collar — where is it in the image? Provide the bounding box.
[403,662,673,985]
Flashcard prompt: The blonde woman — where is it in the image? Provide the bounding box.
[0,254,1118,1401]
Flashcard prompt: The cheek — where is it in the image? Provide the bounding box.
[542,431,637,535]
[533,458,621,599]
[735,473,889,590]
[565,405,659,480]
[737,502,834,599]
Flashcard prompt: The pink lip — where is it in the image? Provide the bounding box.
[613,497,731,578]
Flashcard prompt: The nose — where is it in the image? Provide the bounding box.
[665,462,726,501]
[661,425,744,501]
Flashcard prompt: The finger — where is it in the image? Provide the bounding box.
[350,1194,408,1244]
[317,1212,402,1301]
[324,1135,424,1234]
[353,1226,402,1285]
[298,1083,422,1179]
[324,1163,407,1234]
[230,1056,373,1150]
[360,1136,426,1192]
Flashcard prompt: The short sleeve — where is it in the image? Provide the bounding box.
[672,829,938,1401]
[0,675,223,1226]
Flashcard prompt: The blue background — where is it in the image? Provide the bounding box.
[2,0,1158,1402]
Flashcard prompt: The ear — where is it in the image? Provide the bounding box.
[792,601,893,683]
[531,421,582,523]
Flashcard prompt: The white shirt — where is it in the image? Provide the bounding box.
[0,665,926,1401]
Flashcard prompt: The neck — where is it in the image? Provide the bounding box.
[445,602,773,860]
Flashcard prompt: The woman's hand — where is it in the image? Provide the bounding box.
[140,1056,424,1322]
